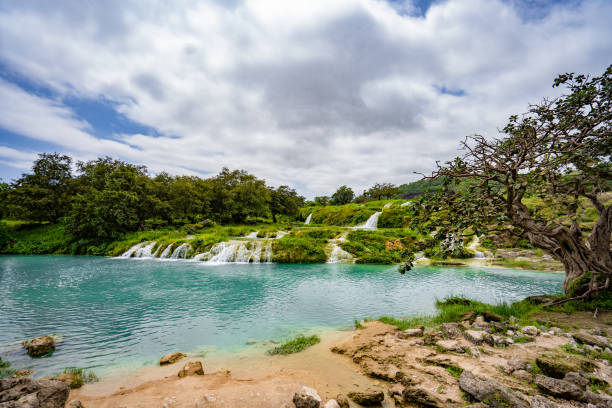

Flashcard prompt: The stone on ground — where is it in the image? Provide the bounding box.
[0,378,69,408]
[22,336,55,357]
[459,370,529,408]
[534,374,584,400]
[177,361,204,377]
[347,388,384,406]
[160,352,187,365]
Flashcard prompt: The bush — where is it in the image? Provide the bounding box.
[267,335,321,355]
[272,237,327,263]
[58,367,98,388]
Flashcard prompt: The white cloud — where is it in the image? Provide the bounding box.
[0,0,610,197]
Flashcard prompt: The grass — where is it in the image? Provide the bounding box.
[0,357,15,379]
[58,367,99,388]
[445,365,464,378]
[267,335,321,355]
[378,296,542,330]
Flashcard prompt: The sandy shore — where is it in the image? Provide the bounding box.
[68,329,376,407]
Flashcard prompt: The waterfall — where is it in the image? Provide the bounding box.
[383,202,392,208]
[468,236,486,259]
[133,242,157,258]
[158,244,173,259]
[120,243,144,258]
[326,233,354,263]
[243,231,259,239]
[199,241,273,264]
[304,213,312,225]
[275,231,288,239]
[353,212,381,230]
[400,201,410,206]
[170,243,191,259]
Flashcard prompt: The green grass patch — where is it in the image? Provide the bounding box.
[0,357,15,379]
[271,236,327,263]
[445,365,464,378]
[267,335,321,355]
[57,367,99,388]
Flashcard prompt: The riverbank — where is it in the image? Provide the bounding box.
[62,306,612,408]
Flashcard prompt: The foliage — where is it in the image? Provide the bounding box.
[330,185,355,205]
[314,196,329,206]
[359,183,399,202]
[269,185,304,222]
[267,335,321,355]
[412,65,612,298]
[271,236,327,263]
[58,367,99,388]
[342,229,418,264]
[0,357,15,379]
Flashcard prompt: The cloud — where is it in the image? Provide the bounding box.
[0,0,610,197]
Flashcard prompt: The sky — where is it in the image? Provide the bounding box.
[0,0,610,198]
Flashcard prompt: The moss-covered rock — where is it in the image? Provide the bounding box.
[536,353,595,379]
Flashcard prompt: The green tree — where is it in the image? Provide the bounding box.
[6,153,73,222]
[269,185,304,222]
[314,196,329,206]
[413,65,611,300]
[330,185,354,205]
[66,158,159,239]
[364,183,399,201]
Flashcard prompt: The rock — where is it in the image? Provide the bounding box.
[582,390,612,407]
[439,322,462,338]
[66,401,85,408]
[436,340,465,353]
[403,328,423,337]
[22,336,55,357]
[347,388,384,406]
[573,332,609,349]
[522,326,539,337]
[491,334,511,346]
[534,374,584,400]
[513,370,532,382]
[177,361,204,377]
[536,354,594,379]
[402,386,447,407]
[160,352,186,365]
[11,370,35,378]
[293,393,320,408]
[0,378,69,408]
[464,330,486,345]
[507,330,515,336]
[336,394,349,408]
[481,311,504,322]
[530,395,566,408]
[423,328,443,344]
[459,370,529,408]
[507,357,528,372]
[301,386,322,403]
[563,372,588,389]
[549,327,562,335]
[323,400,340,408]
[472,316,489,330]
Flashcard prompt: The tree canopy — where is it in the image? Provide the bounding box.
[412,65,611,299]
[330,185,355,205]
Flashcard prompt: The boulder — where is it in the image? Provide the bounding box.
[336,394,349,408]
[562,372,588,389]
[66,401,85,408]
[22,336,55,357]
[323,400,340,408]
[160,352,186,365]
[11,370,35,378]
[481,311,504,322]
[300,387,322,403]
[403,328,423,337]
[423,328,443,344]
[522,326,539,337]
[573,332,609,349]
[507,356,528,372]
[177,361,204,377]
[530,395,566,408]
[512,370,532,382]
[459,370,529,408]
[293,393,320,408]
[436,340,465,353]
[582,390,612,407]
[0,378,69,408]
[534,375,583,400]
[439,323,462,339]
[536,354,594,379]
[402,386,448,407]
[472,316,489,330]
[464,330,486,345]
[347,388,384,406]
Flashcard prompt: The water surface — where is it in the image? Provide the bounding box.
[0,256,563,377]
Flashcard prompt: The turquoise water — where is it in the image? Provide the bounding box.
[0,256,563,377]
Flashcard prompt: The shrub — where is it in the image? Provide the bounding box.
[267,335,321,355]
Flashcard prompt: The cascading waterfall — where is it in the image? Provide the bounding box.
[326,233,354,263]
[201,241,272,263]
[243,231,259,239]
[304,213,312,225]
[275,231,288,239]
[383,202,392,209]
[133,242,157,258]
[468,236,486,259]
[120,243,144,258]
[400,201,410,206]
[159,245,173,259]
[170,243,191,259]
[353,212,381,230]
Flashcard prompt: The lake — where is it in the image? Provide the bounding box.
[0,256,563,377]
